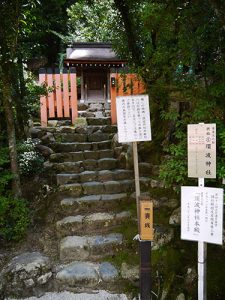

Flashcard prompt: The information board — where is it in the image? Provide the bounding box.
[181,186,223,245]
[188,123,216,178]
[140,201,154,241]
[116,95,151,143]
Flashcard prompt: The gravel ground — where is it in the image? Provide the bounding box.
[7,290,128,300]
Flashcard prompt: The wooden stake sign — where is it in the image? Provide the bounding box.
[140,201,154,241]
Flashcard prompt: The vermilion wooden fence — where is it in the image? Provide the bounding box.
[110,72,146,124]
[39,68,78,127]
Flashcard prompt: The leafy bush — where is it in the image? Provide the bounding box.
[0,145,29,242]
[18,138,44,176]
[0,196,29,241]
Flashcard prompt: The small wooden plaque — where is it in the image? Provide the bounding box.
[140,201,154,241]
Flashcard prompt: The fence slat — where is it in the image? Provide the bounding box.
[47,68,55,118]
[55,68,63,118]
[70,68,78,124]
[63,68,70,117]
[39,69,48,127]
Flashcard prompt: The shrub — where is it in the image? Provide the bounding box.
[0,196,29,242]
[18,138,44,176]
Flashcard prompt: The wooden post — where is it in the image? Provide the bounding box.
[55,68,63,118]
[133,141,140,232]
[47,68,55,118]
[110,72,117,124]
[63,68,70,117]
[39,68,48,127]
[70,67,78,124]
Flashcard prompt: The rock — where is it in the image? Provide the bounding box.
[30,128,45,139]
[35,144,54,158]
[60,236,89,262]
[121,263,139,280]
[169,207,181,225]
[78,103,88,110]
[99,262,118,282]
[88,103,103,111]
[1,252,52,298]
[185,267,197,289]
[152,226,174,250]
[75,126,88,134]
[56,262,99,287]
[7,291,129,300]
[176,293,185,300]
[74,118,87,127]
[56,126,75,134]
[41,132,55,145]
[57,120,71,126]
[138,162,152,175]
[48,120,58,127]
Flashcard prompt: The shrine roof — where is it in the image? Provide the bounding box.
[65,42,124,64]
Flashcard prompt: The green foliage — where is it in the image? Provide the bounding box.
[0,196,29,241]
[0,147,13,195]
[67,0,117,42]
[18,138,44,176]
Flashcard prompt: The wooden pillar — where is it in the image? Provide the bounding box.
[39,68,48,127]
[55,68,63,118]
[70,67,78,124]
[47,68,55,119]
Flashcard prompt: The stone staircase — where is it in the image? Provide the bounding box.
[33,116,150,297]
[0,113,179,300]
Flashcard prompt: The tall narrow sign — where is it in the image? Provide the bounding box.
[188,123,216,178]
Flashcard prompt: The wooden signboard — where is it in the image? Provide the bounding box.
[140,201,154,241]
[188,123,216,178]
[116,95,152,143]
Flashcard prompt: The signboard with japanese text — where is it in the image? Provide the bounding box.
[181,186,223,245]
[116,95,152,143]
[188,123,216,178]
[140,201,154,241]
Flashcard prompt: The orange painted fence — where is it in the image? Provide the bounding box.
[110,72,146,124]
[39,68,78,127]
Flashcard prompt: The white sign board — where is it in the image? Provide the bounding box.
[116,95,151,143]
[181,186,223,245]
[188,123,216,178]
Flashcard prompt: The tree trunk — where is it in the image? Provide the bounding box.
[2,67,22,198]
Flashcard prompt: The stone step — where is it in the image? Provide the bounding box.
[56,261,119,289]
[57,169,133,185]
[15,291,128,299]
[59,179,135,197]
[52,158,118,173]
[54,132,114,143]
[60,233,123,262]
[50,140,112,153]
[50,149,114,163]
[60,193,129,214]
[59,177,151,197]
[87,117,111,126]
[56,211,131,237]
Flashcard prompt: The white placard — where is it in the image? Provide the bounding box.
[116,95,151,143]
[188,123,216,178]
[181,186,223,245]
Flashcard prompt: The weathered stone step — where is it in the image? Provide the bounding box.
[60,193,129,214]
[86,117,111,126]
[50,140,112,153]
[12,291,128,300]
[56,211,131,237]
[59,233,123,262]
[54,132,114,143]
[59,179,135,197]
[59,177,151,197]
[56,261,119,289]
[52,158,118,173]
[57,169,133,185]
[50,149,114,163]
